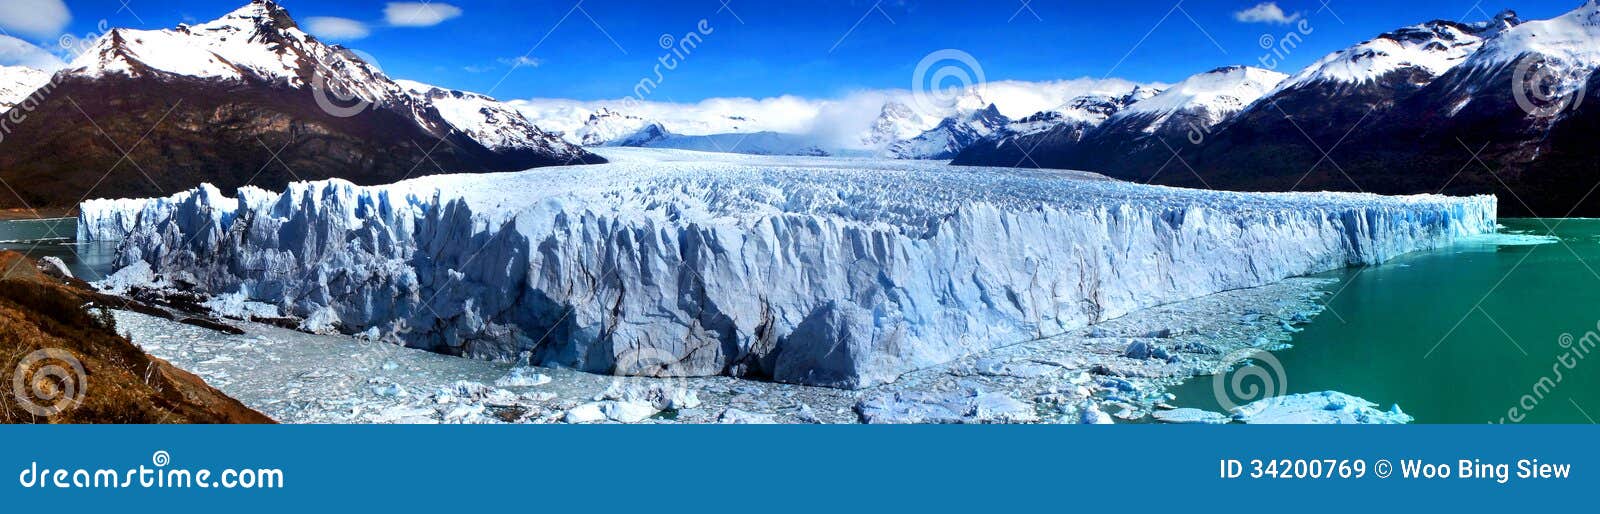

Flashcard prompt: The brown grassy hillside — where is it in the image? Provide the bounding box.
[0,251,272,423]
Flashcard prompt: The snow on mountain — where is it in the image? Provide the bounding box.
[859,101,928,149]
[885,103,1009,159]
[514,97,816,143]
[1278,13,1519,91]
[517,79,1158,155]
[61,0,580,159]
[67,1,389,100]
[1473,1,1600,68]
[395,79,572,152]
[1112,66,1287,133]
[81,148,1496,388]
[570,108,659,146]
[0,65,48,113]
[1004,87,1160,136]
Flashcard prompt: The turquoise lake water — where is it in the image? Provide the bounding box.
[1170,218,1600,424]
[0,218,116,281]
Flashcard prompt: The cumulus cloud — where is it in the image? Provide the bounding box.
[0,33,65,70]
[1234,2,1301,24]
[305,16,372,41]
[384,2,462,27]
[0,0,71,39]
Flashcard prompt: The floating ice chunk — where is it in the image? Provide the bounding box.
[494,368,552,387]
[856,388,1038,424]
[1151,407,1231,424]
[1079,402,1115,424]
[601,401,660,423]
[96,261,158,295]
[370,383,407,397]
[718,408,780,424]
[564,403,607,424]
[202,291,281,320]
[1462,232,1561,246]
[972,393,1039,423]
[1233,391,1415,424]
[443,381,495,400]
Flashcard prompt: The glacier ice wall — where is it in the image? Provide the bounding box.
[78,149,1498,388]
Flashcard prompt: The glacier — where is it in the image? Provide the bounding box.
[77,148,1497,388]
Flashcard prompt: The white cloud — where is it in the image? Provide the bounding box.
[383,2,462,27]
[0,0,71,39]
[510,77,1157,149]
[1234,2,1301,24]
[498,56,541,68]
[305,17,371,41]
[0,33,65,70]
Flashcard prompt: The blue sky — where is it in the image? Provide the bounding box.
[1,0,1589,101]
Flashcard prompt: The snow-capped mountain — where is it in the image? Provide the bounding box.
[572,108,659,146]
[958,2,1600,216]
[0,65,48,113]
[1104,66,1287,135]
[885,103,1009,159]
[1471,1,1600,69]
[859,101,927,149]
[1277,14,1517,91]
[0,0,596,209]
[395,80,575,152]
[952,67,1282,169]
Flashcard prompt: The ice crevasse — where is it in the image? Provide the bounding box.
[77,149,1497,388]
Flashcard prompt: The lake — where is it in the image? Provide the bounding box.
[0,218,117,281]
[1169,218,1600,424]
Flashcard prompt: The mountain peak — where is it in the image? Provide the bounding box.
[201,0,297,31]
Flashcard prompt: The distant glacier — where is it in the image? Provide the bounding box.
[78,149,1497,388]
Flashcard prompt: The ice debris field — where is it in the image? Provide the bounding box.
[79,148,1497,388]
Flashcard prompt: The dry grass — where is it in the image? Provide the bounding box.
[0,251,272,424]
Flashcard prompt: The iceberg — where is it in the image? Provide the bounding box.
[78,148,1496,388]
